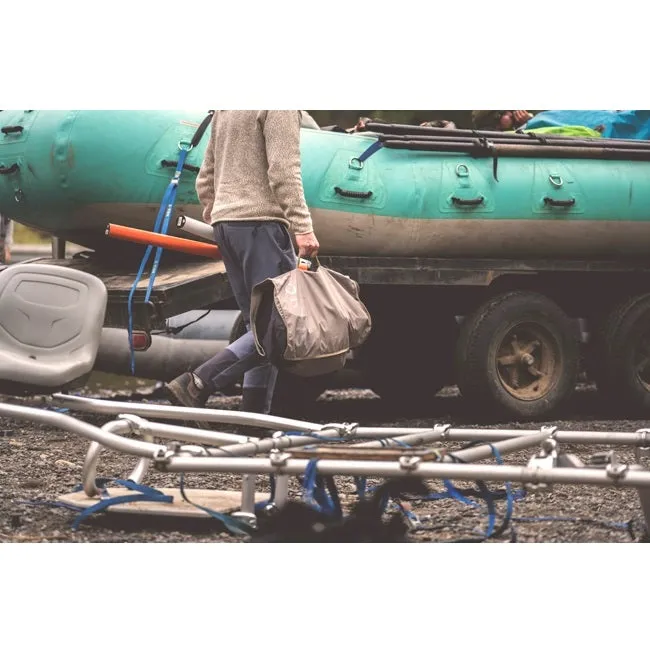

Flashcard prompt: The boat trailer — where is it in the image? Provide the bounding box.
[1,263,650,540]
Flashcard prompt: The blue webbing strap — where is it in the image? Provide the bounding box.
[354,140,384,166]
[126,144,191,375]
[71,479,173,531]
[144,148,189,304]
[178,473,253,536]
[488,445,514,538]
[302,459,342,518]
[354,477,367,500]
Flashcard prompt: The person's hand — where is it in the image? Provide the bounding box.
[295,231,320,258]
[512,110,533,125]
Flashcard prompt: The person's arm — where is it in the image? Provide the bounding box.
[195,114,217,224]
[512,110,534,126]
[300,111,320,130]
[262,111,314,236]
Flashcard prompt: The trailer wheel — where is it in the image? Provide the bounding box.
[591,293,650,412]
[456,291,580,419]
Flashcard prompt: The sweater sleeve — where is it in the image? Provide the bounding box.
[195,114,217,224]
[262,110,314,235]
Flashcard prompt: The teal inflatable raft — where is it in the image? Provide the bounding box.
[2,110,650,259]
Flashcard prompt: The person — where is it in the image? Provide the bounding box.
[300,111,320,130]
[164,111,320,425]
[419,119,457,129]
[472,110,535,131]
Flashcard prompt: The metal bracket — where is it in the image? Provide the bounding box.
[269,450,291,468]
[635,430,650,464]
[117,413,152,436]
[433,423,451,441]
[320,422,359,438]
[231,512,258,529]
[540,425,558,439]
[587,450,629,481]
[525,438,559,492]
[606,452,629,481]
[152,447,174,469]
[399,455,421,471]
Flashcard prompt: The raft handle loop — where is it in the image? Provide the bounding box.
[178,140,194,152]
[334,187,373,200]
[160,159,201,174]
[549,175,564,188]
[455,164,470,177]
[0,163,19,176]
[451,195,485,207]
[544,197,575,208]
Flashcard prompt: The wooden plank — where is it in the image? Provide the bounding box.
[289,446,444,462]
[58,488,271,519]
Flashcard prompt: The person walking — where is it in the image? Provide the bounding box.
[164,111,320,424]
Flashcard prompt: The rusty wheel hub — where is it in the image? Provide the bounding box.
[496,323,560,400]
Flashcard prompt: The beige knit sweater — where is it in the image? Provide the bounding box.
[195,110,314,235]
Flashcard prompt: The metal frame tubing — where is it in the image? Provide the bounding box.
[51,395,650,447]
[53,394,323,432]
[122,417,257,446]
[159,456,650,488]
[51,397,650,447]
[0,402,166,458]
[82,420,154,497]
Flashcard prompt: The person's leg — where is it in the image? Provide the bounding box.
[218,222,296,414]
[236,222,296,415]
[165,221,296,419]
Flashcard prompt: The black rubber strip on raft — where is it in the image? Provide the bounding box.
[363,121,650,148]
[380,139,650,162]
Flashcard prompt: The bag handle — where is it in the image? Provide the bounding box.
[298,256,321,272]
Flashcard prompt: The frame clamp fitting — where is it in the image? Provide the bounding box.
[635,430,650,464]
[433,423,451,441]
[116,413,152,436]
[399,455,422,471]
[525,438,559,492]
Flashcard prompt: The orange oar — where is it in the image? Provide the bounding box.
[105,224,221,259]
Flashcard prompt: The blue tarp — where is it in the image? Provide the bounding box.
[525,110,650,140]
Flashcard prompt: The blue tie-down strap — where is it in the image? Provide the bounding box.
[16,478,173,531]
[301,459,342,519]
[352,140,384,167]
[70,479,173,531]
[354,476,367,500]
[178,474,254,536]
[126,146,190,375]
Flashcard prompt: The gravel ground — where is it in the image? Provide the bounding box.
[1,381,648,543]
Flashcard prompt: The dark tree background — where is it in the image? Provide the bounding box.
[308,110,478,129]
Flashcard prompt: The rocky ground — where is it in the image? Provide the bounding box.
[1,380,648,543]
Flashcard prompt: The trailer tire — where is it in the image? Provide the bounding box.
[591,293,650,413]
[456,291,580,419]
